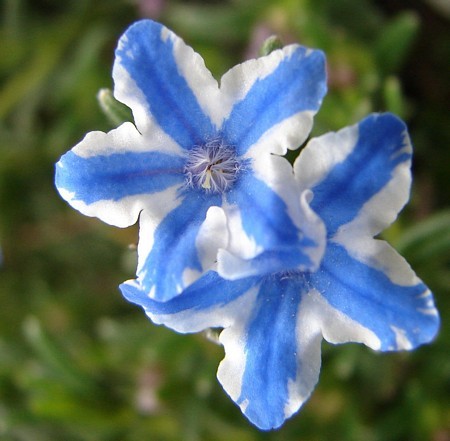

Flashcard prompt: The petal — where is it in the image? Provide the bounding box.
[218,247,316,282]
[120,271,259,333]
[225,169,298,253]
[295,113,412,238]
[136,191,223,301]
[217,277,322,430]
[307,242,439,351]
[55,122,185,227]
[219,166,324,279]
[195,206,229,271]
[113,20,217,147]
[221,45,327,156]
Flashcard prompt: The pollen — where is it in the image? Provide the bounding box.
[185,139,240,193]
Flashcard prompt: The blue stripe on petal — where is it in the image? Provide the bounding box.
[115,20,215,148]
[139,191,222,301]
[121,271,258,317]
[227,170,316,269]
[55,150,185,204]
[236,277,302,430]
[310,113,411,238]
[222,47,326,156]
[219,248,315,281]
[307,243,439,351]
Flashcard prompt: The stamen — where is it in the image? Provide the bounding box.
[202,169,212,190]
[185,139,240,194]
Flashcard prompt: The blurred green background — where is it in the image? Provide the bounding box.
[0,0,449,440]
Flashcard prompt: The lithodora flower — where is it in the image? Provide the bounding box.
[55,20,327,301]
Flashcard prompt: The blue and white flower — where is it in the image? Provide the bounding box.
[120,113,440,430]
[55,19,327,301]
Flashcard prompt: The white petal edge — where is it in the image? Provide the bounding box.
[70,122,147,158]
[304,288,382,349]
[217,285,261,402]
[71,121,183,159]
[142,281,260,334]
[216,45,309,130]
[113,58,186,156]
[332,236,423,287]
[162,25,223,129]
[244,110,315,158]
[294,121,359,191]
[58,185,181,229]
[332,159,412,239]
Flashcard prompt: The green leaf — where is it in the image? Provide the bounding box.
[395,210,450,264]
[382,76,407,118]
[22,316,100,398]
[374,11,420,74]
[0,19,80,119]
[259,35,283,56]
[97,88,132,126]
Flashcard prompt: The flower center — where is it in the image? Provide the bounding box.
[185,139,240,193]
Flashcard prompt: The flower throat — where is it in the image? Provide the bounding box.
[185,139,240,193]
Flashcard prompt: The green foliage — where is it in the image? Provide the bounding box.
[0,0,449,440]
[374,11,420,75]
[259,36,284,57]
[97,89,133,126]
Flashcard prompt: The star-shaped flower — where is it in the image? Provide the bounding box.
[121,113,440,430]
[55,19,327,301]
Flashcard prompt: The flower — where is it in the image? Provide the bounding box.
[55,19,327,302]
[120,113,440,430]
